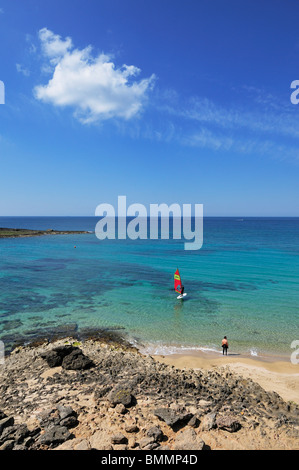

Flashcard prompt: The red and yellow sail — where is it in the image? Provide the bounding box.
[174,268,182,294]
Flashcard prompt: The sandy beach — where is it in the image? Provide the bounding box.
[154,352,299,405]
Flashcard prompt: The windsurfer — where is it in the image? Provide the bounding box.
[174,269,186,299]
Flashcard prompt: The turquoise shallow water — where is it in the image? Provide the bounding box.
[0,217,298,357]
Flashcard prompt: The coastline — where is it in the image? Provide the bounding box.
[1,218,297,372]
[2,327,298,406]
[153,351,299,405]
[0,336,299,450]
[0,227,91,238]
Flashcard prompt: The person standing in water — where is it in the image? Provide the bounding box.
[222,336,228,355]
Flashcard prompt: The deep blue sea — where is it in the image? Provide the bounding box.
[0,216,298,358]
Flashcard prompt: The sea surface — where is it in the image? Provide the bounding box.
[0,216,298,358]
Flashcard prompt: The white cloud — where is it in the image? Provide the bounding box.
[141,89,299,161]
[166,95,299,140]
[16,63,30,77]
[38,28,73,63]
[34,28,155,123]
[25,34,37,54]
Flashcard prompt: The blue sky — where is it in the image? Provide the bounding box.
[0,0,299,216]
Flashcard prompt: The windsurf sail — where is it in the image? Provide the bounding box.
[174,268,182,294]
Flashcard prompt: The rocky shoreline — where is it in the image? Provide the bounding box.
[0,337,298,450]
[0,228,90,238]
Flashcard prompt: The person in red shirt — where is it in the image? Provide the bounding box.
[222,336,229,355]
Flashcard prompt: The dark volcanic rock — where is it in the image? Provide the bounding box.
[41,344,94,370]
[51,345,77,357]
[139,436,159,450]
[41,345,77,367]
[107,385,134,407]
[147,425,163,442]
[38,406,79,430]
[37,408,60,429]
[0,422,33,450]
[0,425,17,443]
[12,424,30,444]
[40,350,62,368]
[38,425,72,447]
[0,440,15,450]
[61,349,94,370]
[59,416,78,429]
[216,415,242,433]
[153,408,193,428]
[111,433,128,445]
[0,416,14,435]
[57,405,76,421]
[0,411,7,420]
[125,424,139,433]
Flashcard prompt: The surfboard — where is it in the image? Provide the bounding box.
[177,293,187,299]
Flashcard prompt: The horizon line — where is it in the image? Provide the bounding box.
[1,215,299,218]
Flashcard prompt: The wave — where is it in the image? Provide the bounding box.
[134,340,223,356]
[250,348,259,357]
[131,337,263,359]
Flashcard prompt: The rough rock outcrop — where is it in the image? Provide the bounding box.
[0,338,298,451]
